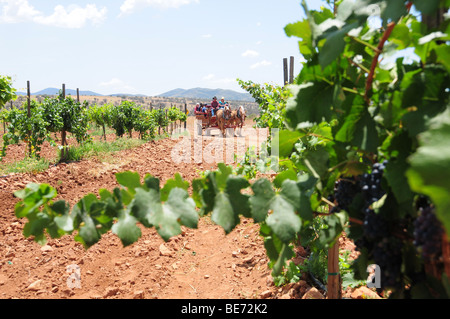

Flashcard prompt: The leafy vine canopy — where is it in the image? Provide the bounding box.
[283,0,450,234]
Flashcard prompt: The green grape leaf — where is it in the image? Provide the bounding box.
[131,188,161,228]
[434,45,450,74]
[286,82,334,129]
[302,146,330,182]
[192,178,206,209]
[285,19,314,59]
[378,91,405,129]
[103,188,124,219]
[381,0,409,25]
[273,168,298,188]
[296,174,318,221]
[198,174,217,215]
[259,223,294,276]
[160,173,189,202]
[211,192,236,234]
[75,214,101,249]
[384,158,414,206]
[22,211,51,244]
[111,212,142,247]
[209,173,250,233]
[225,175,251,218]
[116,171,141,192]
[144,174,160,192]
[14,183,56,218]
[165,187,198,229]
[272,243,295,276]
[319,22,359,69]
[317,211,348,248]
[266,198,301,243]
[99,188,113,201]
[249,178,276,223]
[272,129,305,158]
[407,110,450,235]
[351,108,379,153]
[215,163,233,191]
[412,0,440,15]
[71,194,103,249]
[130,187,198,241]
[51,200,74,232]
[250,179,301,243]
[336,104,379,153]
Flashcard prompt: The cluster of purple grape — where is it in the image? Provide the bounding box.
[360,161,387,206]
[360,161,389,241]
[355,160,404,290]
[372,238,403,289]
[413,203,443,261]
[330,177,359,213]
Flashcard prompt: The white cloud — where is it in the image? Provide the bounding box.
[241,50,259,58]
[0,0,107,28]
[100,78,137,93]
[0,0,39,23]
[120,0,199,15]
[213,78,236,85]
[250,60,272,69]
[202,34,212,38]
[202,74,235,85]
[203,74,215,81]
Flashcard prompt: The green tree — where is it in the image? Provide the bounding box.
[0,75,17,108]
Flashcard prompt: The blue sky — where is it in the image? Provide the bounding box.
[1,0,326,96]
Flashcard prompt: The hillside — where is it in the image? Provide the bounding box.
[157,88,254,102]
[16,88,103,96]
[15,87,254,102]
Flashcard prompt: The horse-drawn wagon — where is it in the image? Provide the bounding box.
[194,104,246,137]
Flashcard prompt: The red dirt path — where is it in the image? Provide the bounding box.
[0,120,360,299]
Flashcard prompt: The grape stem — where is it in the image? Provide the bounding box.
[349,217,363,225]
[321,197,335,207]
[364,21,397,105]
[346,56,371,74]
[363,1,413,105]
[314,212,364,226]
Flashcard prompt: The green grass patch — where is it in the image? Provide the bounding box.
[89,125,115,137]
[58,137,147,163]
[0,157,51,175]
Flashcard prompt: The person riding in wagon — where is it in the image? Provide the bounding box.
[210,96,219,116]
[219,97,227,109]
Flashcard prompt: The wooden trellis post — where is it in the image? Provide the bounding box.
[184,103,187,129]
[60,84,67,161]
[327,239,341,299]
[26,81,31,156]
[289,56,295,84]
[283,57,295,85]
[283,58,288,85]
[158,104,162,135]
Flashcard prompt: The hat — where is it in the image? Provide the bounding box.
[221,97,225,100]
[213,96,217,99]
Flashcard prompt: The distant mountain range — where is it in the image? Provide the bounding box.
[16,87,255,102]
[157,88,254,102]
[16,88,103,96]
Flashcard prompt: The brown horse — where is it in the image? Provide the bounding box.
[216,107,232,137]
[235,105,246,128]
